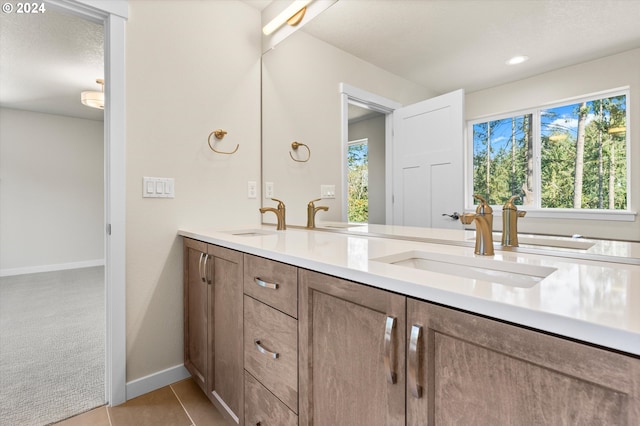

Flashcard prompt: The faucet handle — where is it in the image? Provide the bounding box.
[308,198,322,207]
[473,194,492,215]
[270,198,285,208]
[503,195,520,211]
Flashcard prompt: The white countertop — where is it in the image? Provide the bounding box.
[179,225,640,357]
[314,222,640,265]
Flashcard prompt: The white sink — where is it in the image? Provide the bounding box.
[222,229,276,237]
[371,250,556,288]
[479,235,596,250]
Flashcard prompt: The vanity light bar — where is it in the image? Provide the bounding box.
[263,0,312,35]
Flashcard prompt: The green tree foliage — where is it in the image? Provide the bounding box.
[348,142,368,223]
[473,95,627,210]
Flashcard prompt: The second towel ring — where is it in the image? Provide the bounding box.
[289,141,310,162]
[208,129,239,155]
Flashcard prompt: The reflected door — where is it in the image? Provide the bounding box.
[392,89,464,228]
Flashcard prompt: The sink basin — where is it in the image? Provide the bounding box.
[478,235,596,250]
[222,229,276,237]
[321,223,365,229]
[371,250,556,288]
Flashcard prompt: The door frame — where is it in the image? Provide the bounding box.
[47,0,128,406]
[339,83,401,224]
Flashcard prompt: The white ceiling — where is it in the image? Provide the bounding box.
[300,0,640,94]
[2,0,639,122]
[0,7,103,121]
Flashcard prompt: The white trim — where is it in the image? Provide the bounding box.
[339,83,402,224]
[213,391,240,424]
[45,0,128,407]
[126,365,191,401]
[0,259,105,277]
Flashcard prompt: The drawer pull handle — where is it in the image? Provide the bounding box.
[409,324,423,398]
[198,252,206,283]
[384,316,397,384]
[254,277,279,290]
[254,339,279,359]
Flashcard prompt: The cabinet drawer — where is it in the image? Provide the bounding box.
[244,295,298,412]
[244,254,297,318]
[245,371,297,426]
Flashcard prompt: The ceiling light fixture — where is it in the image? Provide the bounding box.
[81,78,104,109]
[506,55,529,66]
[263,0,312,35]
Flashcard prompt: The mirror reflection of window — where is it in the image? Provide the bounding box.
[348,139,369,223]
[470,90,628,211]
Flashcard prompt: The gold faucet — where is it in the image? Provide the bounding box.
[306,198,329,229]
[460,194,494,256]
[502,195,526,247]
[259,198,286,230]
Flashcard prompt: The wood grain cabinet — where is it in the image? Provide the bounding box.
[299,269,407,426]
[183,239,244,425]
[243,254,299,425]
[406,298,640,425]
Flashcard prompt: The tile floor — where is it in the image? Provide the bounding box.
[54,378,228,426]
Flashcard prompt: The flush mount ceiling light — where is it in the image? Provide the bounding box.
[81,78,104,109]
[263,0,312,35]
[506,55,530,66]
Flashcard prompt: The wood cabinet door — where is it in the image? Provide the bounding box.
[299,269,406,426]
[208,244,244,425]
[183,238,208,394]
[407,298,640,425]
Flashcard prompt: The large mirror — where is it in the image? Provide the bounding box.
[261,0,640,241]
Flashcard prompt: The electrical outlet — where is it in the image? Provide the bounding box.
[247,181,257,199]
[265,182,274,198]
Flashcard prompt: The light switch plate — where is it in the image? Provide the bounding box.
[321,184,336,199]
[143,177,175,198]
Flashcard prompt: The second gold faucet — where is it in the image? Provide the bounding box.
[306,198,329,229]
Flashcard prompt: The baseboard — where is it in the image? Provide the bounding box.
[0,259,105,277]
[125,364,191,401]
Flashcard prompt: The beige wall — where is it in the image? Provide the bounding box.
[125,0,261,382]
[466,48,640,241]
[262,30,435,226]
[0,108,104,274]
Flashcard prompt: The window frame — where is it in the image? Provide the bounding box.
[465,87,635,222]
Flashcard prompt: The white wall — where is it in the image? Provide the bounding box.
[466,48,640,241]
[0,108,104,275]
[349,115,385,224]
[125,1,261,382]
[262,30,435,226]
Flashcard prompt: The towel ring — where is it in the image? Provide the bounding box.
[208,129,239,155]
[289,141,310,162]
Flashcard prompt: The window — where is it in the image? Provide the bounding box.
[347,139,368,223]
[468,90,629,216]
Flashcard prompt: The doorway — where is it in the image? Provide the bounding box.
[0,0,128,418]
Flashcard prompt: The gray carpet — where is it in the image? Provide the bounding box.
[0,267,105,425]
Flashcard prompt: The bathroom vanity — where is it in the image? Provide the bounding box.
[180,226,640,425]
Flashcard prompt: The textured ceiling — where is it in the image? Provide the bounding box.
[0,7,103,121]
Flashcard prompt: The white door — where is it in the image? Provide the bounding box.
[392,89,464,229]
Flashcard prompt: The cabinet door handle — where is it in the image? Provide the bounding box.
[254,339,279,359]
[409,324,423,398]
[204,254,212,285]
[384,316,397,384]
[198,252,206,283]
[254,277,279,290]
